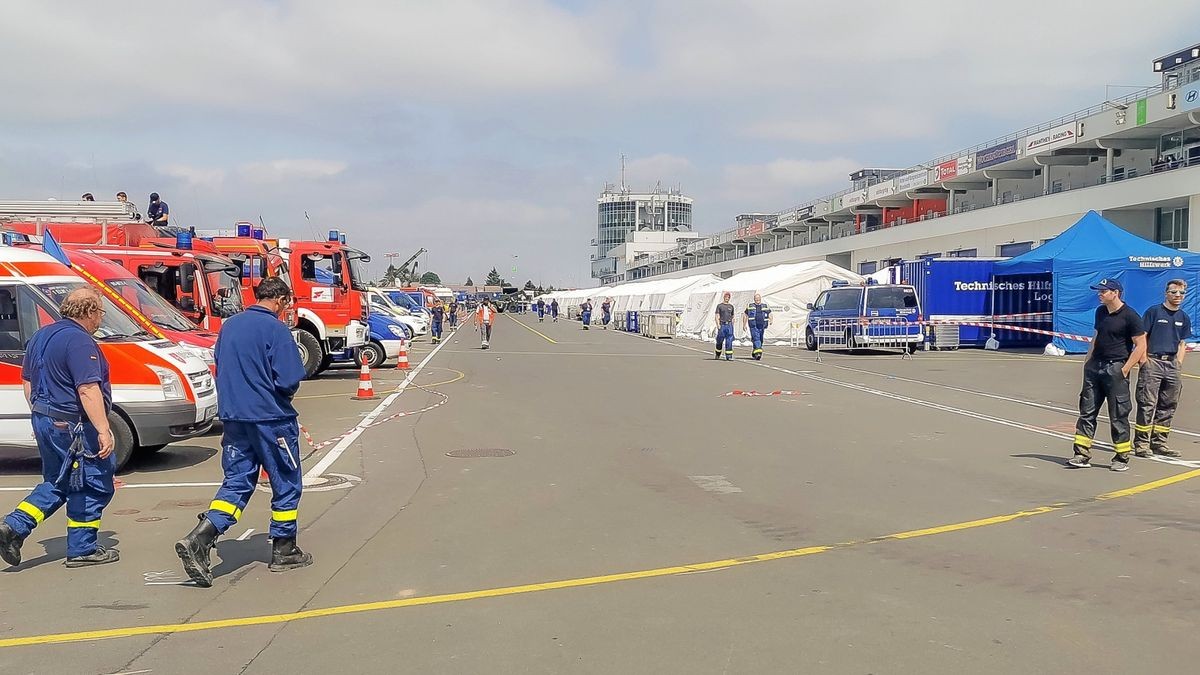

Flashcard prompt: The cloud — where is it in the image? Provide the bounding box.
[722,157,862,206]
[620,153,694,188]
[742,109,936,144]
[238,159,348,184]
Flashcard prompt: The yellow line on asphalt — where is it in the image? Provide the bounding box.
[3,467,1198,650]
[293,369,466,399]
[505,314,558,344]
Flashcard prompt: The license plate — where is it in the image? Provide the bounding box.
[204,406,217,421]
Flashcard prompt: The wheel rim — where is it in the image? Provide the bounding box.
[363,345,380,365]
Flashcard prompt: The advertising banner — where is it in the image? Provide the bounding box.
[1024,123,1078,155]
[842,190,867,207]
[1182,81,1200,112]
[896,169,930,191]
[936,156,973,181]
[975,140,1018,169]
[867,180,896,201]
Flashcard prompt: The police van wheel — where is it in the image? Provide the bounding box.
[804,328,817,351]
[295,330,323,379]
[108,411,135,472]
[361,340,386,369]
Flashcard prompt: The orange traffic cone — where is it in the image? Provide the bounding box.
[259,468,270,485]
[395,339,410,370]
[352,361,379,400]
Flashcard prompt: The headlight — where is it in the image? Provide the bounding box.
[387,324,405,337]
[181,342,215,365]
[149,365,186,400]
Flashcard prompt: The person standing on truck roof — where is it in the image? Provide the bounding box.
[743,293,772,360]
[146,192,169,227]
[715,292,736,361]
[476,298,496,349]
[550,299,559,322]
[1068,278,1146,472]
[1133,279,1191,459]
[174,277,310,587]
[0,287,119,569]
[80,193,95,201]
[116,191,141,220]
[430,298,445,344]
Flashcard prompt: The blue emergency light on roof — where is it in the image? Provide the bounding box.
[236,223,252,237]
[339,233,346,245]
[176,232,193,250]
[328,229,340,242]
[252,227,265,240]
[831,280,850,287]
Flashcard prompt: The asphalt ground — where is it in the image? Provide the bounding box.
[2,315,1200,674]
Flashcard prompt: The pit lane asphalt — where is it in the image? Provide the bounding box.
[2,317,1200,674]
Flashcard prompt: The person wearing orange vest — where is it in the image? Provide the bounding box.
[475,299,497,349]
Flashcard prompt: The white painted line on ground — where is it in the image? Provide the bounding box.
[688,475,743,494]
[304,326,456,480]
[236,528,254,541]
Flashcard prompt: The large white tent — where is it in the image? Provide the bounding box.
[640,274,721,311]
[677,261,863,341]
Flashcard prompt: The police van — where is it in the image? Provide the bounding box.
[0,247,217,470]
[804,281,923,352]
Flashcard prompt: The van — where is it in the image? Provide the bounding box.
[0,247,217,470]
[805,282,923,352]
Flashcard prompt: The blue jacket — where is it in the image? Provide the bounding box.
[214,305,305,422]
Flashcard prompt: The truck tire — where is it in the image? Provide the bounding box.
[360,340,387,369]
[804,327,817,351]
[109,411,136,472]
[316,354,332,374]
[296,330,323,379]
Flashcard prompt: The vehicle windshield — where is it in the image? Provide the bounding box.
[822,289,863,311]
[104,277,197,332]
[36,281,149,339]
[345,248,371,292]
[205,265,245,319]
[866,287,919,311]
[384,290,418,310]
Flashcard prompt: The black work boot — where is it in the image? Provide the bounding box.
[0,521,24,567]
[175,514,219,587]
[64,546,120,568]
[269,537,313,572]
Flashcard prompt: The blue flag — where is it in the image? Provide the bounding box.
[42,230,71,266]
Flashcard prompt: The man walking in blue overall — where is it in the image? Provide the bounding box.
[550,299,560,322]
[175,277,310,587]
[580,299,593,330]
[715,292,735,360]
[601,298,613,329]
[0,287,119,569]
[537,298,546,322]
[743,292,772,360]
[430,298,445,344]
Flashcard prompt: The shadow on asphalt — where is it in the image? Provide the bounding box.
[0,531,120,572]
[1011,452,1114,469]
[125,444,219,473]
[209,532,271,581]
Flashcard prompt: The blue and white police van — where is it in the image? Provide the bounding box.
[804,280,923,352]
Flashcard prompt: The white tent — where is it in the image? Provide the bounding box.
[677,261,863,341]
[642,274,721,311]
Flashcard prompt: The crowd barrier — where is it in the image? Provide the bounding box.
[808,317,919,362]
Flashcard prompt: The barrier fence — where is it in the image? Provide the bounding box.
[808,317,921,361]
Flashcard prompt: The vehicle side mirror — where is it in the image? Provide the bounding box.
[180,263,196,294]
[806,302,814,310]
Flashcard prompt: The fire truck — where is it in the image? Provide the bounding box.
[0,246,217,471]
[208,227,369,378]
[0,201,244,332]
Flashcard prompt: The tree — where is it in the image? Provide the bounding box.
[465,276,474,286]
[419,271,442,285]
[485,267,503,286]
[523,280,536,291]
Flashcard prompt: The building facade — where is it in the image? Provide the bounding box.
[592,185,697,285]
[627,41,1200,282]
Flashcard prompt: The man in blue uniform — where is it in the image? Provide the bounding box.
[146,192,169,227]
[430,299,445,344]
[1133,279,1191,458]
[536,298,546,322]
[715,292,735,360]
[175,277,310,587]
[0,288,118,569]
[448,299,459,328]
[550,299,559,322]
[743,293,772,360]
[580,299,593,329]
[601,298,612,330]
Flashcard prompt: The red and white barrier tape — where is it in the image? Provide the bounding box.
[299,386,450,452]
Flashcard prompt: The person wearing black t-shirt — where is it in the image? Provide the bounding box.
[1133,279,1191,458]
[1068,278,1146,471]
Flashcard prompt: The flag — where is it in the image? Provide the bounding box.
[42,230,71,266]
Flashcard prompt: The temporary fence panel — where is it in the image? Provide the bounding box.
[809,317,919,361]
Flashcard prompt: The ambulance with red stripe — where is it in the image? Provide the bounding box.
[0,247,217,471]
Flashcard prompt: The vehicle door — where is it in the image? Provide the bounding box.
[864,286,922,341]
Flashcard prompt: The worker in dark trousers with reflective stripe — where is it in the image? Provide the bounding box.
[0,288,118,569]
[743,292,772,360]
[1134,278,1191,458]
[715,292,735,360]
[1068,278,1146,472]
[580,299,593,329]
[175,277,310,587]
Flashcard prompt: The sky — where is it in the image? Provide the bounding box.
[1,1,1198,288]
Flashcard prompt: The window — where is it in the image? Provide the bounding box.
[858,261,878,275]
[1156,206,1190,249]
[997,242,1033,257]
[0,286,22,350]
[867,287,918,310]
[822,288,863,311]
[918,252,942,259]
[947,248,977,258]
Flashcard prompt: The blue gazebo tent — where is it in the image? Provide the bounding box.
[993,211,1200,352]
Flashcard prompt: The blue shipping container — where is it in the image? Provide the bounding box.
[901,258,1046,347]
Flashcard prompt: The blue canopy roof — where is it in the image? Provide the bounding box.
[994,211,1200,351]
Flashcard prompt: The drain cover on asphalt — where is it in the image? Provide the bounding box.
[446,448,515,458]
